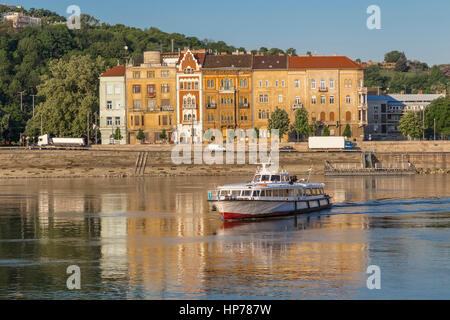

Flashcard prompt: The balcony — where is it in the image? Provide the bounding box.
[183,104,198,110]
[358,103,368,111]
[206,103,217,109]
[219,86,236,93]
[239,103,250,109]
[292,103,304,110]
[358,87,368,94]
[161,106,174,112]
[318,87,328,93]
[146,92,156,98]
[359,120,368,127]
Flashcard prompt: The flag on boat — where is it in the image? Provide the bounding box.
[307,166,313,174]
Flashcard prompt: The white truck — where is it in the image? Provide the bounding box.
[308,137,352,150]
[38,134,86,147]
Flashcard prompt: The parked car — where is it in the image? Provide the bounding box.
[280,146,295,151]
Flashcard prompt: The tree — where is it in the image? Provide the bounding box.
[254,127,260,139]
[159,129,168,142]
[137,129,145,143]
[114,127,123,141]
[309,122,318,136]
[384,51,406,63]
[425,97,450,139]
[286,48,297,56]
[398,112,423,140]
[268,108,290,138]
[293,108,310,141]
[395,54,408,72]
[343,124,352,138]
[25,55,106,138]
[322,126,330,136]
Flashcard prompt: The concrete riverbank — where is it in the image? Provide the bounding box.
[0,144,448,179]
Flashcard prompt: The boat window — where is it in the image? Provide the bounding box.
[282,175,289,182]
[271,175,281,182]
[266,190,273,197]
[261,190,266,197]
[273,189,279,197]
[219,190,227,196]
[232,190,241,197]
[262,175,270,182]
[306,189,312,196]
[254,175,262,182]
[296,189,304,196]
[242,190,251,197]
[253,190,261,197]
[319,188,324,195]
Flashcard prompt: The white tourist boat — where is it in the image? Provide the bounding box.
[208,163,332,221]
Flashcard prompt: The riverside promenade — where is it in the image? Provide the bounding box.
[0,141,448,179]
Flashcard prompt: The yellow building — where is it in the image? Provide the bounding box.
[288,55,367,138]
[202,54,253,137]
[126,51,179,144]
[252,55,289,139]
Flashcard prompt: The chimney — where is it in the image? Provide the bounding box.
[443,90,447,95]
[278,53,284,56]
[435,90,439,94]
[418,90,423,94]
[333,53,338,56]
[401,90,405,95]
[221,52,227,56]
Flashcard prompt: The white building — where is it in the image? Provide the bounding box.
[366,93,445,140]
[2,12,41,29]
[99,65,127,145]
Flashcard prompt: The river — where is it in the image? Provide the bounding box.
[0,175,449,300]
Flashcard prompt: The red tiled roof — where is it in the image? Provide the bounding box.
[100,65,126,77]
[203,55,253,69]
[289,56,364,69]
[177,50,207,66]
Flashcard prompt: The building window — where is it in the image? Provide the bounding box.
[321,96,326,104]
[194,82,199,90]
[259,95,269,103]
[115,117,121,126]
[320,112,326,121]
[134,116,140,126]
[265,80,269,88]
[278,95,283,103]
[106,101,112,109]
[320,79,326,90]
[311,79,316,89]
[132,85,141,94]
[275,80,279,88]
[295,80,300,88]
[346,95,351,104]
[133,100,142,109]
[259,80,263,88]
[346,111,352,122]
[147,84,156,97]
[330,79,335,89]
[330,96,335,104]
[330,112,335,121]
[107,85,113,95]
[161,84,170,93]
[311,96,316,104]
[133,72,140,79]
[106,117,113,126]
[147,100,156,109]
[240,79,248,88]
[114,86,121,95]
[281,80,285,87]
[147,71,155,78]
[295,96,301,105]
[161,70,170,78]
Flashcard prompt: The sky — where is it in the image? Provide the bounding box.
[8,0,450,65]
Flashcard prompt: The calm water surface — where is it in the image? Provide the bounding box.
[0,175,449,300]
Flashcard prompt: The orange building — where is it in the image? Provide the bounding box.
[202,54,253,137]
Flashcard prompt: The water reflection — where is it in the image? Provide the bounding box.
[0,175,449,299]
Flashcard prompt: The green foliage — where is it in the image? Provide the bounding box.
[293,108,310,139]
[268,108,290,138]
[425,97,450,138]
[254,127,260,139]
[322,126,330,136]
[114,127,123,141]
[159,129,167,141]
[398,112,423,139]
[384,51,406,63]
[309,122,318,137]
[25,54,105,138]
[137,129,145,142]
[285,48,297,56]
[343,124,352,138]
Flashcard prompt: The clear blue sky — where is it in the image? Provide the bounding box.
[10,0,450,65]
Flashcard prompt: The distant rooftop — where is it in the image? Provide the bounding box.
[368,94,445,102]
[100,65,126,77]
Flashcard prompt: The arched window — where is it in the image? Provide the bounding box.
[346,95,351,104]
[330,112,335,121]
[320,112,326,121]
[311,79,316,89]
[346,111,352,122]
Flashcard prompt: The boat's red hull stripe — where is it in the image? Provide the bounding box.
[221,205,332,220]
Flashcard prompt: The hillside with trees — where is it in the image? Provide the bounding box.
[363,50,449,94]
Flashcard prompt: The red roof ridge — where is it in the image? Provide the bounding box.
[100,65,126,77]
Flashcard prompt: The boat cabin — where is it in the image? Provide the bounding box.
[218,185,325,200]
